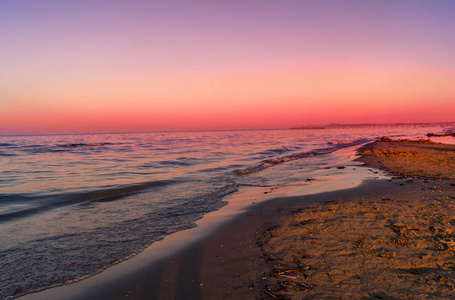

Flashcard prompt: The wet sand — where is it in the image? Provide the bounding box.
[19,137,455,299]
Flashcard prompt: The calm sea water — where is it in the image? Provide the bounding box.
[0,127,449,298]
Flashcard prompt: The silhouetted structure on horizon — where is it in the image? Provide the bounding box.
[290,122,455,130]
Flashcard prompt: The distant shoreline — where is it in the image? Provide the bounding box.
[290,121,455,130]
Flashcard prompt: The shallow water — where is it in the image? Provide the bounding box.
[0,126,447,298]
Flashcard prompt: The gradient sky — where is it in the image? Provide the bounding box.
[1,0,454,133]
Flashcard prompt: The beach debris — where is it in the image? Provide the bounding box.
[277,274,297,280]
[290,218,315,227]
[263,288,279,299]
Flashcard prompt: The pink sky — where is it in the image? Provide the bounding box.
[1,0,454,134]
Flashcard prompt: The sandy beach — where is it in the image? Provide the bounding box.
[260,137,455,299]
[18,136,455,300]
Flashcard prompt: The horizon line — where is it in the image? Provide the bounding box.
[1,121,454,136]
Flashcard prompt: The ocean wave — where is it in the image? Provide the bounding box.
[0,181,239,299]
[235,139,366,175]
[259,145,302,155]
[0,152,16,156]
[0,180,172,223]
[328,139,363,145]
[234,149,330,175]
[60,142,106,148]
[7,142,114,155]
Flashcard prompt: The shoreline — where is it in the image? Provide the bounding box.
[18,150,382,300]
[19,136,455,299]
[19,179,397,300]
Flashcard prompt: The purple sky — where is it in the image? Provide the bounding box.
[1,0,454,133]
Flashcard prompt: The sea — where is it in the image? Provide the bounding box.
[0,126,452,299]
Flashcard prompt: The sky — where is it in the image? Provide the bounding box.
[1,0,454,134]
